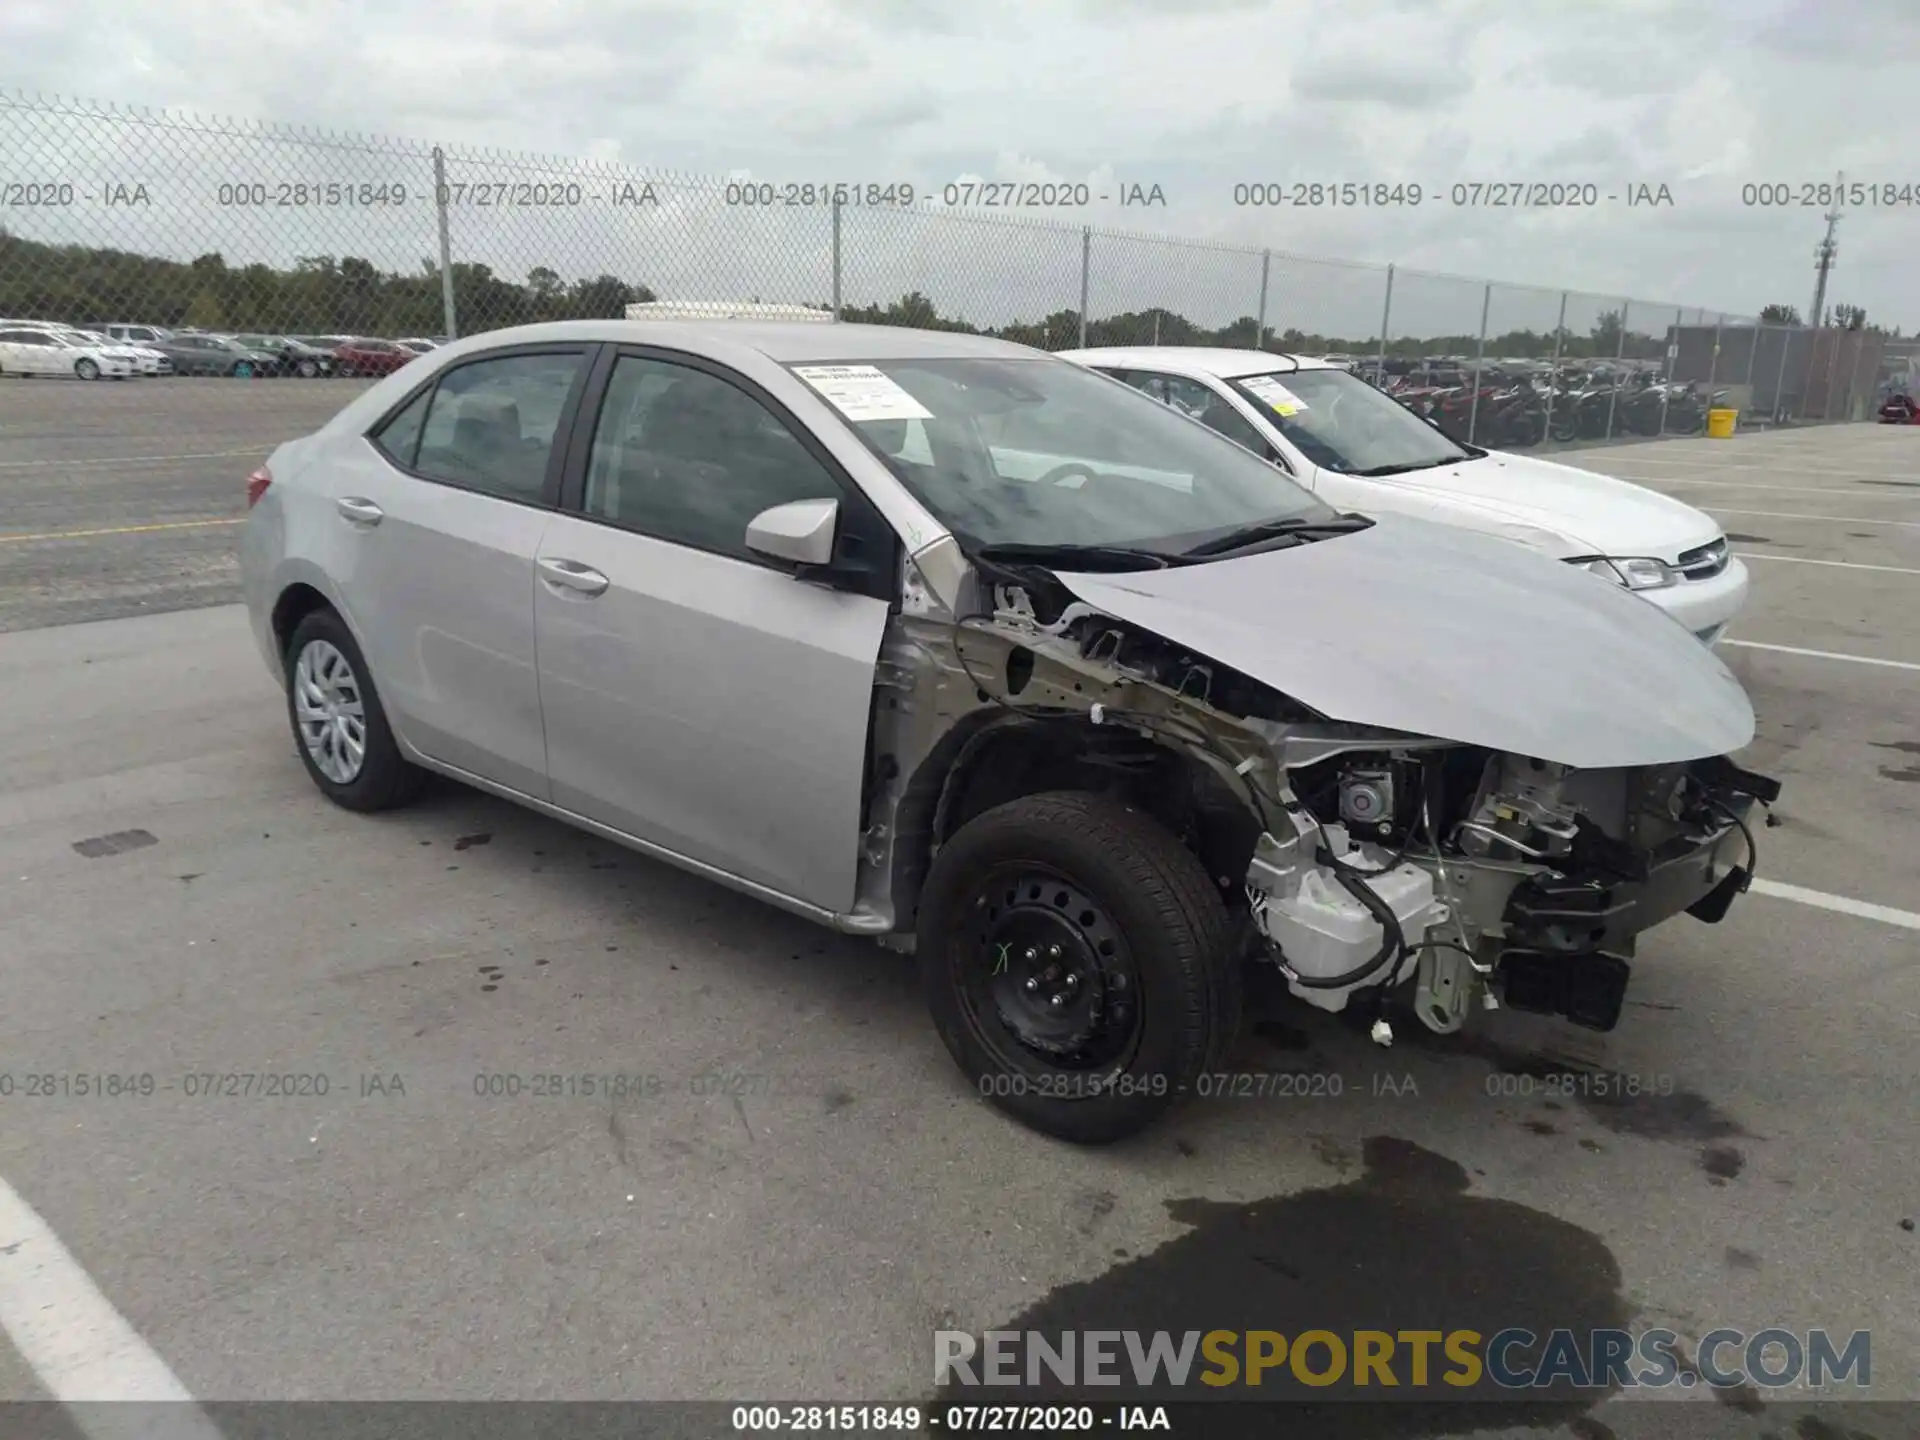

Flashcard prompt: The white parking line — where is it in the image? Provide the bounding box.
[1590,456,1920,482]
[0,450,264,470]
[1722,639,1920,671]
[1703,507,1920,529]
[1751,879,1920,932]
[1640,476,1910,497]
[1737,553,1920,576]
[0,1175,224,1436]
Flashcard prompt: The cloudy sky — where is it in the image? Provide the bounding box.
[3,0,1916,336]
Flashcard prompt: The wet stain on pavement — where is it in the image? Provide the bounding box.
[71,827,157,858]
[1410,1027,1749,1143]
[1725,1246,1762,1269]
[949,1137,1628,1437]
[452,831,492,851]
[1878,765,1920,784]
[1700,1144,1745,1182]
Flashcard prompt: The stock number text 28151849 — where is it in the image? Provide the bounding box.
[724,182,917,207]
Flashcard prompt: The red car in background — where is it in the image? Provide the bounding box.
[1879,392,1918,424]
[332,337,414,379]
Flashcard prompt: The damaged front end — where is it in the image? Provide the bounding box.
[1243,740,1780,1037]
[862,536,1781,1041]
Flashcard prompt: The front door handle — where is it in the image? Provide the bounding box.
[336,496,384,526]
[537,557,610,596]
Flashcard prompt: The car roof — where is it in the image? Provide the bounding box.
[1053,345,1334,379]
[429,319,1041,364]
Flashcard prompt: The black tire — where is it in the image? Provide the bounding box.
[917,790,1241,1144]
[283,608,425,812]
[1549,413,1578,443]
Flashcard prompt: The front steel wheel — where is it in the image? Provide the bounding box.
[918,791,1241,1144]
[959,867,1146,1078]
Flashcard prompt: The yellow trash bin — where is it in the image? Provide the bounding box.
[1706,408,1738,439]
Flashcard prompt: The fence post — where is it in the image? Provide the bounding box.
[1658,306,1683,435]
[1792,327,1811,421]
[1603,299,1629,439]
[1841,332,1868,420]
[1542,291,1568,442]
[1255,249,1271,351]
[1772,327,1793,422]
[1466,283,1491,444]
[1706,314,1723,397]
[1375,264,1394,377]
[432,146,457,339]
[830,197,843,321]
[1077,226,1091,350]
[1822,324,1843,420]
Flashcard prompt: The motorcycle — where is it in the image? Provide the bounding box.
[1547,382,1624,442]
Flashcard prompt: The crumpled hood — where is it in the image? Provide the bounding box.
[1368,450,1725,560]
[1057,511,1755,770]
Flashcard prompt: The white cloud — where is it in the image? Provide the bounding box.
[1,0,1914,331]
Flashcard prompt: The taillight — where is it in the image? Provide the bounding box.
[246,466,272,508]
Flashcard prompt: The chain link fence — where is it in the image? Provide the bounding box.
[0,89,1899,449]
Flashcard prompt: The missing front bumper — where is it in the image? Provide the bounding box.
[1502,806,1754,955]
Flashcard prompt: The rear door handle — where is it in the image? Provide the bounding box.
[336,496,384,526]
[537,557,610,596]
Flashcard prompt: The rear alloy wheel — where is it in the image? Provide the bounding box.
[918,791,1241,1144]
[75,358,101,381]
[297,358,318,378]
[284,609,425,812]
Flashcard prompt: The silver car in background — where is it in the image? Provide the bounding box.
[241,321,1780,1143]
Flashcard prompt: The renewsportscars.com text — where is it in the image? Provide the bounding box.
[934,1327,1870,1393]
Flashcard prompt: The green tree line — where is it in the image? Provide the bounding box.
[0,230,655,334]
[5,228,1872,354]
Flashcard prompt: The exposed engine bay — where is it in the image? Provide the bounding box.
[861,546,1781,1041]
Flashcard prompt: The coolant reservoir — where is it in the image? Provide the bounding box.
[1265,864,1437,980]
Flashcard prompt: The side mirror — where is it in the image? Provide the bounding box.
[745,497,839,568]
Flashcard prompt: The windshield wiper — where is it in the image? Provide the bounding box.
[1179,513,1372,558]
[972,541,1184,571]
[1349,457,1461,478]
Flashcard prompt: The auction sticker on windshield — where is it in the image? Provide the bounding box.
[1241,374,1308,415]
[793,364,934,421]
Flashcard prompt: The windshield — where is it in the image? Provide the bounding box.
[785,356,1334,556]
[1231,367,1475,476]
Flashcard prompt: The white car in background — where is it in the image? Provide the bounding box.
[1059,347,1749,645]
[52,325,169,375]
[0,325,137,381]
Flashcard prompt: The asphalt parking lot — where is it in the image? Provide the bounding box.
[1,381,1916,1437]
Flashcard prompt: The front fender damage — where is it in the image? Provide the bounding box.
[855,554,1780,1040]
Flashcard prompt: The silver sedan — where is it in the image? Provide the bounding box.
[241,320,1778,1142]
